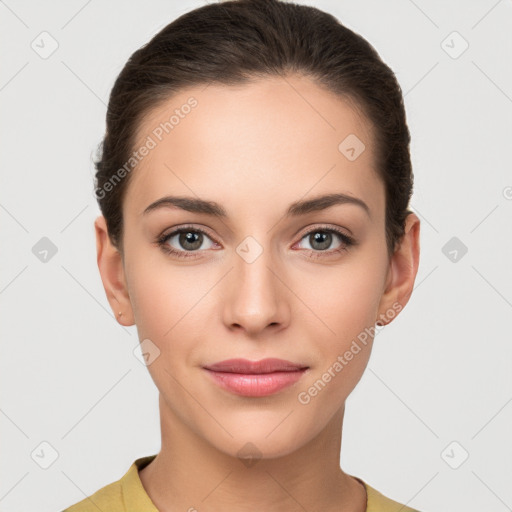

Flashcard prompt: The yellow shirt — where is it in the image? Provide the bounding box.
[62,455,422,512]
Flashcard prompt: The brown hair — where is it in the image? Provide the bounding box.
[93,0,413,257]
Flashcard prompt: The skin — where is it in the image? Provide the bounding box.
[95,74,420,512]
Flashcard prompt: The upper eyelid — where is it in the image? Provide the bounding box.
[161,224,352,246]
[162,225,219,243]
[295,224,352,239]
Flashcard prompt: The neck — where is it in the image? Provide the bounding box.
[139,394,367,512]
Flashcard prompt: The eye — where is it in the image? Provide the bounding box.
[156,224,356,260]
[295,226,355,258]
[156,226,218,259]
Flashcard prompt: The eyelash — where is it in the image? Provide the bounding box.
[156,224,356,260]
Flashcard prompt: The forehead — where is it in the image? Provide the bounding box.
[124,74,383,220]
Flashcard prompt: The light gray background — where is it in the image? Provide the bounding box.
[1,1,511,511]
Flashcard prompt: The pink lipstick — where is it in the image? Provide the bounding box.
[203,358,308,397]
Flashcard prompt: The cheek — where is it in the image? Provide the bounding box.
[297,259,385,348]
[294,273,380,418]
[126,255,219,369]
[292,254,387,404]
[126,255,198,342]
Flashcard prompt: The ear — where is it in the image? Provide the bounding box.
[94,215,135,326]
[376,213,420,326]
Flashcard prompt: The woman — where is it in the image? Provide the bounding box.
[63,0,422,510]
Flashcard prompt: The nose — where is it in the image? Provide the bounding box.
[221,243,290,337]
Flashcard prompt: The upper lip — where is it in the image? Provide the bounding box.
[203,358,308,374]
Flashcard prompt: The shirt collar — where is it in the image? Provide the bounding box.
[121,454,159,512]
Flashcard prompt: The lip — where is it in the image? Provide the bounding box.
[203,358,309,397]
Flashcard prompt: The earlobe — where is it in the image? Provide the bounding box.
[376,213,420,326]
[94,215,135,326]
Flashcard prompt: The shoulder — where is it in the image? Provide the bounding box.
[355,477,424,512]
[61,478,123,512]
[61,455,158,512]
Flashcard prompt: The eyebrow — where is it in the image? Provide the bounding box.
[142,193,370,218]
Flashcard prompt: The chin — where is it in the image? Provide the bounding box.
[205,421,314,462]
[222,438,303,463]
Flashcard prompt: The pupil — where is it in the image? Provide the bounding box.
[311,231,331,250]
[180,231,202,250]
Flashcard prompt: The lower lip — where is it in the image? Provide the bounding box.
[204,368,307,397]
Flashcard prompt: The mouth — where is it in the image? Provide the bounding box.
[202,358,309,397]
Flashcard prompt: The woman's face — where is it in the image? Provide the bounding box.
[99,74,416,459]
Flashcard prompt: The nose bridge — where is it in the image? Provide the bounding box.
[223,233,286,332]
